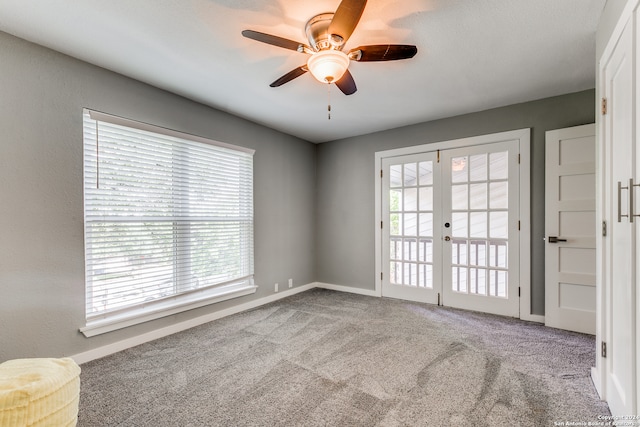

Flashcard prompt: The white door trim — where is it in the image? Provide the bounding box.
[374,128,535,321]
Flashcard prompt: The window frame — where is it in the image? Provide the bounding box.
[80,109,256,337]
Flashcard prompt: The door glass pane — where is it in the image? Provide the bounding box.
[452,239,467,264]
[489,270,507,297]
[419,264,433,288]
[404,188,417,211]
[390,165,403,187]
[452,185,468,210]
[419,239,433,262]
[470,268,486,295]
[469,212,487,238]
[451,156,468,183]
[469,240,487,266]
[419,161,433,185]
[488,241,507,268]
[390,213,401,236]
[390,189,402,211]
[453,267,468,292]
[391,261,401,284]
[419,187,433,211]
[390,238,402,260]
[419,213,433,237]
[418,264,426,287]
[404,239,418,261]
[489,152,508,180]
[490,212,508,238]
[489,182,508,209]
[452,212,468,237]
[404,213,417,236]
[470,154,487,181]
[404,163,417,186]
[470,184,487,209]
[405,263,417,286]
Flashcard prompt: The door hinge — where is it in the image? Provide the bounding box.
[381,221,383,229]
[380,169,383,178]
[518,287,521,297]
[601,341,607,358]
[518,153,521,164]
[602,220,607,237]
[381,272,383,280]
[518,220,521,231]
[601,98,607,115]
[437,292,441,306]
[437,149,440,163]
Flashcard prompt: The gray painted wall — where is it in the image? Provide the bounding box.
[0,31,316,361]
[316,90,595,316]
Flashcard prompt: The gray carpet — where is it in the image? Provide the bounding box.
[78,289,610,426]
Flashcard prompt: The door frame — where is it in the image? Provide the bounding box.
[374,128,536,321]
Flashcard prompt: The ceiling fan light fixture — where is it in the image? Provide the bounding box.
[307,50,350,83]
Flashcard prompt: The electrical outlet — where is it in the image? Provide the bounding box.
[275,283,279,293]
[288,279,293,288]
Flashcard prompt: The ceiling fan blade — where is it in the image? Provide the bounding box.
[349,45,418,61]
[270,66,308,87]
[242,30,310,53]
[335,69,357,95]
[328,0,367,46]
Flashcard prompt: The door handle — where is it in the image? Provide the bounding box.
[444,236,451,241]
[618,178,640,223]
[618,179,632,222]
[547,236,567,243]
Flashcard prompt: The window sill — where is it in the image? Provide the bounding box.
[80,282,257,337]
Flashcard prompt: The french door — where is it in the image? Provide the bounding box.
[381,141,520,317]
[382,152,442,304]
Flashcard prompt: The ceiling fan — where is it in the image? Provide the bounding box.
[242,0,418,95]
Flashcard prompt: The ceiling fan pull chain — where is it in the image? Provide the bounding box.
[327,83,331,120]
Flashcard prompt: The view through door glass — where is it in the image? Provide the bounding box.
[449,150,509,298]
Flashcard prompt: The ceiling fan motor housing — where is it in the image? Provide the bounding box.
[306,13,343,51]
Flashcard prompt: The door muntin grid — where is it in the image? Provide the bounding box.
[449,151,509,298]
[389,161,434,288]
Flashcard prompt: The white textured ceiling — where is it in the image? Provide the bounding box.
[0,0,605,143]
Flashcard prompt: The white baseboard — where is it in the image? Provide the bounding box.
[313,282,379,297]
[71,282,316,364]
[591,367,604,400]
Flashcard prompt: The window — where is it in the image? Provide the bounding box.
[81,109,255,336]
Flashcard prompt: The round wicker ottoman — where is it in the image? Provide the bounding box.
[0,358,80,427]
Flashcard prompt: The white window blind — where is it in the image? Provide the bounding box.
[82,109,254,334]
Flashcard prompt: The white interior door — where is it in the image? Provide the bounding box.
[382,140,520,317]
[440,142,520,317]
[544,124,596,335]
[603,17,636,417]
